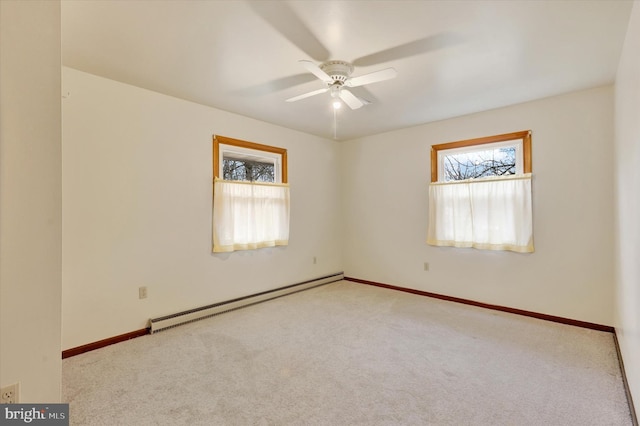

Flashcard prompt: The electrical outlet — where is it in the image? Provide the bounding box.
[139,286,148,299]
[424,262,430,271]
[313,256,317,264]
[1,383,19,404]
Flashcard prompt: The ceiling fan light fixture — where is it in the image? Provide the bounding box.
[329,84,341,97]
[332,100,342,109]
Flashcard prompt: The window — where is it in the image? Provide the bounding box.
[212,135,289,253]
[214,135,287,183]
[427,131,534,253]
[431,131,531,183]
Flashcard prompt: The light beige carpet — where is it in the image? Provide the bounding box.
[63,280,633,425]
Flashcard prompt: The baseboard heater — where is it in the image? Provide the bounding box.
[149,272,344,333]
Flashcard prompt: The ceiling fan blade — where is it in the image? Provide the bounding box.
[234,73,317,97]
[286,88,329,103]
[346,68,397,88]
[351,86,377,105]
[248,2,330,62]
[353,33,465,67]
[338,89,364,110]
[299,60,333,84]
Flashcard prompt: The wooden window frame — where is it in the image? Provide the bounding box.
[213,135,288,183]
[430,130,532,183]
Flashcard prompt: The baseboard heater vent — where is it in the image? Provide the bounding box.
[149,272,344,333]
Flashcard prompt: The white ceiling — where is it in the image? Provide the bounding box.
[61,0,633,141]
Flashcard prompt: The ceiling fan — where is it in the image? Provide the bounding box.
[285,60,397,110]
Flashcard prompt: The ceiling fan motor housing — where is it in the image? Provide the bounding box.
[320,60,354,85]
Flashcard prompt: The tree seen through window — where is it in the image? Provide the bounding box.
[223,158,275,182]
[443,147,516,181]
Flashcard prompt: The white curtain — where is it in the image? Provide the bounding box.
[213,179,290,253]
[427,174,534,253]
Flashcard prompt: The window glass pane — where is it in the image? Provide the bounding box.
[442,146,516,181]
[223,158,275,182]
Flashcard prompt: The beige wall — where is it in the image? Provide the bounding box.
[614,1,640,414]
[61,68,343,350]
[341,85,615,326]
[0,1,62,402]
